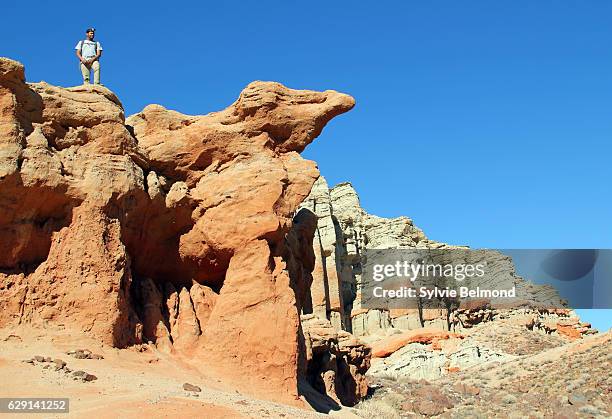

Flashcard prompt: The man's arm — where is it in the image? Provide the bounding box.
[75,42,86,63]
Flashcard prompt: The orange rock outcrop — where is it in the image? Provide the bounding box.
[0,57,368,408]
[371,329,464,358]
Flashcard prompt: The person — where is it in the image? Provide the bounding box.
[75,28,103,85]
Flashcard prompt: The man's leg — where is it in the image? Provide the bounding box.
[80,63,90,84]
[92,61,100,85]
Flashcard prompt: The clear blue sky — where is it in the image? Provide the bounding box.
[3,1,610,330]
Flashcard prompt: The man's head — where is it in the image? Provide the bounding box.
[86,28,95,40]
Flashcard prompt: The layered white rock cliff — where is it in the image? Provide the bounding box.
[301,176,586,338]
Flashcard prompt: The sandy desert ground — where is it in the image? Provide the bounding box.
[0,325,360,418]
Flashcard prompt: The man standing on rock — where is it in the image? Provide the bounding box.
[75,28,103,85]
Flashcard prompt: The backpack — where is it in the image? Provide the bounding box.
[79,39,99,56]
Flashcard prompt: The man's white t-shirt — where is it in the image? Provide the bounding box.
[75,40,102,58]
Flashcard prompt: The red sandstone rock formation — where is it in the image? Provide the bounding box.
[370,329,464,358]
[0,57,368,407]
